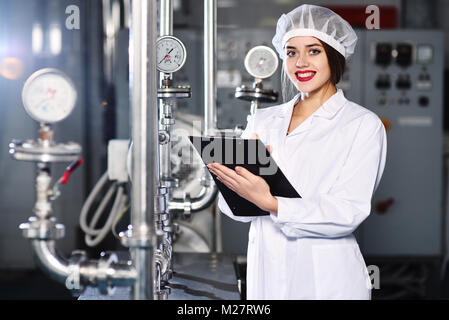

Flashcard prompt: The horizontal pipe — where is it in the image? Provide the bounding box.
[79,261,137,287]
[30,239,136,289]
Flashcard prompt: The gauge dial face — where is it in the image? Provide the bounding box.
[22,69,77,123]
[156,36,187,73]
[244,46,279,80]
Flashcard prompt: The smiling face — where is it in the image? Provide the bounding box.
[284,36,332,95]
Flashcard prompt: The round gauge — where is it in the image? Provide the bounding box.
[156,36,187,73]
[22,69,77,123]
[244,46,279,80]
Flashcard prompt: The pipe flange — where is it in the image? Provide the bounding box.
[161,118,175,126]
[19,217,65,240]
[9,140,81,163]
[235,85,279,103]
[65,250,87,294]
[97,252,119,296]
[158,86,191,99]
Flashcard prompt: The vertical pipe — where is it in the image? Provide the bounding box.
[160,0,173,36]
[204,0,217,136]
[159,0,173,181]
[129,0,158,300]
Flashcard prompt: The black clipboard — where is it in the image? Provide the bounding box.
[188,136,301,216]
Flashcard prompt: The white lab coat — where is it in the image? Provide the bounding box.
[218,89,387,300]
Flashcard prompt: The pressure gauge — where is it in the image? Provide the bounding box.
[22,69,77,123]
[156,35,187,73]
[244,46,279,80]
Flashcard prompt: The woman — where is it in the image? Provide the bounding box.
[207,4,387,300]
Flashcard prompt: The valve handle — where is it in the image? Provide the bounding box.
[60,158,84,185]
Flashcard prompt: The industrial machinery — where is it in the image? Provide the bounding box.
[235,45,279,117]
[360,30,444,257]
[10,68,136,296]
[6,0,240,300]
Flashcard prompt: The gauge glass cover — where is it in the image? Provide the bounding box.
[156,36,187,73]
[244,46,279,79]
[22,69,77,123]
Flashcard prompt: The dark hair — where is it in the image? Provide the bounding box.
[320,40,346,85]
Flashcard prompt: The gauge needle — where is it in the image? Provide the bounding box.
[159,48,175,64]
[257,58,266,67]
[35,98,52,110]
[47,88,56,99]
[159,55,168,64]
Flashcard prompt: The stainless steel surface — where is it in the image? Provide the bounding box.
[169,168,218,215]
[9,140,81,163]
[30,240,71,284]
[78,253,241,300]
[160,0,173,37]
[204,0,217,136]
[158,86,191,98]
[24,222,137,292]
[126,0,159,300]
[234,85,279,103]
[20,218,65,240]
[15,163,137,295]
[157,0,180,299]
[102,0,121,85]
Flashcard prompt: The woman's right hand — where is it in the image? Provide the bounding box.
[251,133,272,154]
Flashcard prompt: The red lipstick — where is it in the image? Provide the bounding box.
[295,70,316,82]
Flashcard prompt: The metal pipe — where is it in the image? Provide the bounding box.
[129,0,158,300]
[169,184,217,214]
[191,184,218,211]
[159,0,173,181]
[79,261,137,287]
[160,0,173,36]
[23,163,138,295]
[30,239,137,290]
[204,0,217,137]
[30,240,70,283]
[168,167,218,214]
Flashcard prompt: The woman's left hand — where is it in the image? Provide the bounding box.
[207,163,278,213]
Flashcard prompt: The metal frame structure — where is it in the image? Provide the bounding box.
[11,0,224,300]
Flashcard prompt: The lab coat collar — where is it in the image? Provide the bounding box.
[278,88,347,121]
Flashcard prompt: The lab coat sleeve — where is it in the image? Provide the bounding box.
[271,114,387,238]
[216,114,257,223]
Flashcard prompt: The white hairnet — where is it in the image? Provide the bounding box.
[272,4,357,60]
